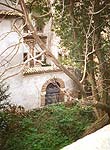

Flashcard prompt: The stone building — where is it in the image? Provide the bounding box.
[0,0,77,110]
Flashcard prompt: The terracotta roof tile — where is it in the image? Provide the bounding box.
[23,66,62,75]
[23,66,73,75]
[0,10,22,17]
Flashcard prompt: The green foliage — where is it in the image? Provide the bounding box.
[0,81,10,148]
[53,0,110,67]
[0,82,10,109]
[27,0,50,29]
[0,104,95,150]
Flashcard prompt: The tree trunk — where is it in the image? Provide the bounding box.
[88,53,101,118]
[93,0,109,118]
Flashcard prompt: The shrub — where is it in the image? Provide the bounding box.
[0,81,10,109]
[0,81,10,148]
[0,103,95,150]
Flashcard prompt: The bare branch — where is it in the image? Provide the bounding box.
[89,5,107,15]
[0,2,23,14]
[32,11,52,19]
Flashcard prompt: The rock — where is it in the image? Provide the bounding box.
[61,125,110,150]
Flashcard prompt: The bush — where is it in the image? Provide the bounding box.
[0,81,10,109]
[0,103,95,150]
[0,81,10,148]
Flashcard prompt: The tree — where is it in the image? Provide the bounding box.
[53,0,110,115]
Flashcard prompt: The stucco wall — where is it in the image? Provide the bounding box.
[0,18,23,66]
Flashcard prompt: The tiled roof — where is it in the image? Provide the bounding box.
[0,10,22,17]
[23,66,62,75]
[23,66,73,75]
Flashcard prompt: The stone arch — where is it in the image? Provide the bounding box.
[41,78,65,106]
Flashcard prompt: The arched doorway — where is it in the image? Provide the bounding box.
[41,78,65,106]
[45,82,60,105]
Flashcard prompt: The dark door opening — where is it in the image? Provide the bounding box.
[45,82,60,105]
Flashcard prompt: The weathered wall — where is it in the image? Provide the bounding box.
[0,18,23,64]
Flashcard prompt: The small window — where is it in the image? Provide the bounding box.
[36,52,42,60]
[29,55,34,67]
[34,52,42,65]
[23,52,28,62]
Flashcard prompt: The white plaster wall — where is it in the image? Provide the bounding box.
[43,18,60,66]
[0,18,28,108]
[0,18,23,64]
